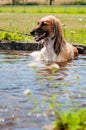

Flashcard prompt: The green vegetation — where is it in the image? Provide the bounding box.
[0,31,25,41]
[0,6,86,45]
[26,65,86,130]
[46,94,86,130]
[0,5,86,14]
[53,109,86,130]
[28,93,86,130]
[0,12,86,44]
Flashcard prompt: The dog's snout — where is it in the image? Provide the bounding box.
[30,29,40,37]
[30,30,35,36]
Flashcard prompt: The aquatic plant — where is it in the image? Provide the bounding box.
[53,109,86,130]
[27,91,86,130]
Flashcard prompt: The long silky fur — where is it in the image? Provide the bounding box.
[53,18,65,55]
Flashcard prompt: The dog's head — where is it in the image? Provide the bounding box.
[30,15,65,55]
[30,15,64,42]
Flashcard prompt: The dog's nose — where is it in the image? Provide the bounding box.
[30,30,34,36]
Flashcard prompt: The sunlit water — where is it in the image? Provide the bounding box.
[0,52,86,130]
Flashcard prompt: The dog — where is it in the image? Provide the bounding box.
[30,15,78,63]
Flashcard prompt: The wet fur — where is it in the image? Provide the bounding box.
[30,15,78,62]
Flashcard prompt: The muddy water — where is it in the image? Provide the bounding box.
[0,52,86,130]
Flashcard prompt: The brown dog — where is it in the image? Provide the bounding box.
[30,15,78,62]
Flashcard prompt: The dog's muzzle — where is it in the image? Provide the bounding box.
[30,29,48,42]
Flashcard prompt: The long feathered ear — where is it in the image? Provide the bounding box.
[53,18,65,55]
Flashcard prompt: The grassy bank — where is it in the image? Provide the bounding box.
[0,5,86,14]
[0,13,86,45]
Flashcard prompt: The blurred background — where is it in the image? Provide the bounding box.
[0,0,86,44]
[0,0,86,5]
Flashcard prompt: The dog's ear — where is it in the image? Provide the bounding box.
[53,18,65,55]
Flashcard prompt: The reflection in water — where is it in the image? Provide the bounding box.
[0,52,86,130]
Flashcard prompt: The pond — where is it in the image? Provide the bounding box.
[0,51,86,130]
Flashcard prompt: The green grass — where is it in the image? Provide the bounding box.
[0,5,86,14]
[0,13,86,45]
[0,6,86,44]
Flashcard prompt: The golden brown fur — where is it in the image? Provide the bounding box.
[30,15,78,62]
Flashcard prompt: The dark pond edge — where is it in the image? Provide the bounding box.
[0,40,86,54]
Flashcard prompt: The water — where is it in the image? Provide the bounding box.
[0,51,86,130]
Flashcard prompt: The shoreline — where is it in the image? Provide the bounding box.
[0,40,86,54]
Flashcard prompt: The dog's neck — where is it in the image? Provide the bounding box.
[43,36,62,56]
[40,36,66,62]
[40,37,58,62]
[43,37,55,50]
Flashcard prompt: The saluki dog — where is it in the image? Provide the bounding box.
[30,15,78,62]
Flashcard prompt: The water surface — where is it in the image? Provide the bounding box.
[0,51,86,130]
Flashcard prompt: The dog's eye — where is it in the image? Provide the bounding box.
[41,22,47,27]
